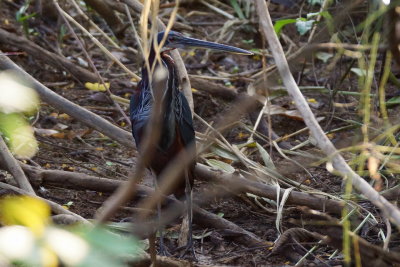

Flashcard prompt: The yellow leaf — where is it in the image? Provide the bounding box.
[51,132,65,139]
[84,82,110,92]
[326,133,335,139]
[0,196,50,235]
[188,51,196,57]
[237,132,249,139]
[307,98,317,103]
[191,88,198,93]
[58,113,70,120]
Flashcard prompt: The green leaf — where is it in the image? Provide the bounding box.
[350,68,367,77]
[274,19,297,35]
[72,225,143,267]
[230,0,246,19]
[315,52,333,63]
[386,96,400,106]
[242,39,254,45]
[256,143,276,169]
[205,159,235,173]
[211,145,239,161]
[193,231,212,240]
[295,19,315,35]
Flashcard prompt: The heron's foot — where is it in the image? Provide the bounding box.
[175,239,196,260]
[158,237,172,257]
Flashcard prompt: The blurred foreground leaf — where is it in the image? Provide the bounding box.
[0,196,143,266]
[0,113,38,158]
[0,70,39,158]
[0,196,50,235]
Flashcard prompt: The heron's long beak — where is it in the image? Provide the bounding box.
[178,36,253,55]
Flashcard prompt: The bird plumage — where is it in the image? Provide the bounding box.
[130,32,196,198]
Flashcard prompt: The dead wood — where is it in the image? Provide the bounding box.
[0,136,35,194]
[82,0,125,39]
[321,226,400,267]
[131,255,192,267]
[195,164,344,215]
[193,206,268,247]
[381,184,400,201]
[52,214,86,225]
[190,76,238,100]
[0,54,135,150]
[271,228,321,263]
[0,28,98,83]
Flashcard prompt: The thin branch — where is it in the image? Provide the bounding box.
[0,135,35,194]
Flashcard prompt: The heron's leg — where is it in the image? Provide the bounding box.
[180,169,196,258]
[153,175,170,256]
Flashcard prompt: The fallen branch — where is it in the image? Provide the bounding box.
[82,0,125,39]
[0,136,35,194]
[195,164,344,215]
[255,0,400,226]
[190,76,238,100]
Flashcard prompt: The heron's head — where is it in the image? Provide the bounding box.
[156,31,253,55]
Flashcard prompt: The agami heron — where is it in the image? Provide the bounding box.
[130,31,252,256]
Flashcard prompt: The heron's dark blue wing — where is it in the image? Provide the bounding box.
[130,81,152,148]
[177,91,195,147]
